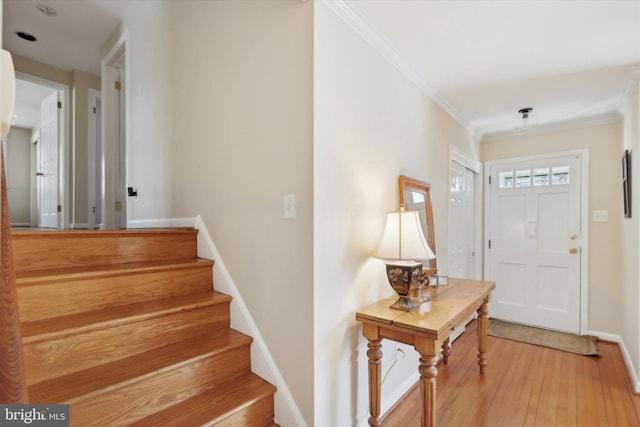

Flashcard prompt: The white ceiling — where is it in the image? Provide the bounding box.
[3,0,130,128]
[4,0,640,140]
[334,0,640,140]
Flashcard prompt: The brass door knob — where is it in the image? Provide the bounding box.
[569,234,577,240]
[569,248,578,254]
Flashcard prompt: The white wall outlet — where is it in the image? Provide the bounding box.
[592,210,608,222]
[283,194,296,219]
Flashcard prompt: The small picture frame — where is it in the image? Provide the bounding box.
[430,274,448,287]
[623,150,631,218]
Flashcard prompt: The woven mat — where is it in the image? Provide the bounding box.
[488,319,600,356]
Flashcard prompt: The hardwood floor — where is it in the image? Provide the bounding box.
[383,319,640,427]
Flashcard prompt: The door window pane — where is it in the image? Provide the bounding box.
[516,170,531,187]
[552,166,569,185]
[499,171,514,188]
[533,168,550,186]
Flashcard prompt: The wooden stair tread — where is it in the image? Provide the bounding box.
[11,229,200,273]
[130,372,276,427]
[21,291,231,341]
[29,328,252,403]
[16,258,213,282]
[11,228,197,237]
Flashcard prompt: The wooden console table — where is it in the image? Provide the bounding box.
[355,278,495,427]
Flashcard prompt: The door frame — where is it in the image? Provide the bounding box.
[16,72,70,229]
[102,31,129,229]
[88,88,103,229]
[450,146,482,280]
[484,149,589,334]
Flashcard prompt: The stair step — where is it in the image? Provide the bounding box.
[29,328,252,403]
[12,229,199,273]
[41,330,254,426]
[130,372,276,427]
[22,292,232,385]
[17,259,215,322]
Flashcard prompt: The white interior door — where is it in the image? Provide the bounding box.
[486,154,582,333]
[450,161,475,278]
[39,91,59,228]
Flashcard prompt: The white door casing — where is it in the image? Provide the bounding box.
[450,161,475,278]
[39,91,59,228]
[486,152,585,334]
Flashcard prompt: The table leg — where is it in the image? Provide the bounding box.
[477,295,489,374]
[441,337,450,364]
[366,336,383,426]
[416,340,439,427]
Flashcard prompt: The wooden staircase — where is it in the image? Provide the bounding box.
[10,229,277,426]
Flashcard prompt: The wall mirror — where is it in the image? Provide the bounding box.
[399,175,437,272]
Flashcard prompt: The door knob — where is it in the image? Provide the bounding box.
[569,248,578,254]
[569,234,577,240]
[36,172,44,176]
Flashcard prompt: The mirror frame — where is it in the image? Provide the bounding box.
[399,175,437,272]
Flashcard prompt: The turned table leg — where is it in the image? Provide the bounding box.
[364,327,383,427]
[477,296,489,374]
[416,340,440,427]
[441,337,451,364]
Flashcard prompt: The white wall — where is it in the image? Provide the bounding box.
[314,2,477,425]
[169,1,314,424]
[102,0,173,227]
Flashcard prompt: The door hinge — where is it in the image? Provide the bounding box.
[488,240,491,249]
[92,206,96,213]
[57,205,62,213]
[57,101,62,109]
[93,107,96,114]
[115,81,121,91]
[489,176,492,185]
[115,201,122,211]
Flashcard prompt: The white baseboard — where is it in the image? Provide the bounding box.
[589,330,640,393]
[10,222,32,227]
[71,223,89,229]
[194,215,307,427]
[127,217,196,229]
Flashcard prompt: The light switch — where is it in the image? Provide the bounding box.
[283,194,296,219]
[592,210,608,222]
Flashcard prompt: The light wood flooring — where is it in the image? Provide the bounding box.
[383,319,640,426]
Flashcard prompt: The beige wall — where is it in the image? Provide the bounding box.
[169,0,314,424]
[6,126,30,223]
[482,122,624,335]
[314,3,478,424]
[621,77,640,383]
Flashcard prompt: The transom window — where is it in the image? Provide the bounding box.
[498,166,569,189]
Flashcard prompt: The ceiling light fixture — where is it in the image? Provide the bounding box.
[513,107,537,133]
[16,32,37,42]
[37,4,57,16]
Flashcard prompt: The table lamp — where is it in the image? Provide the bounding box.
[374,211,435,311]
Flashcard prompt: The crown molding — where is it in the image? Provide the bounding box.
[322,0,470,133]
[481,112,623,143]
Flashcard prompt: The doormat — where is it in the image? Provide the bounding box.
[488,319,600,356]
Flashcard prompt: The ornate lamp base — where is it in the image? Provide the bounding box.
[385,262,423,311]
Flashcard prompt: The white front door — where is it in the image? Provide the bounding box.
[450,161,475,278]
[39,91,59,228]
[486,153,582,333]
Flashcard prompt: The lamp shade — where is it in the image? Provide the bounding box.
[374,211,435,261]
[0,50,16,138]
